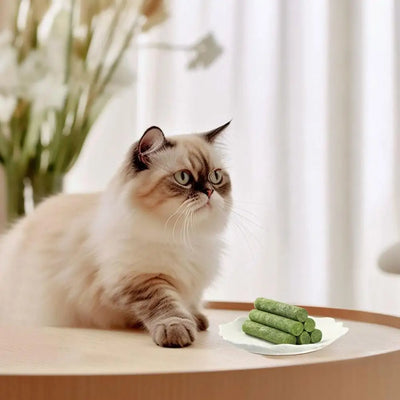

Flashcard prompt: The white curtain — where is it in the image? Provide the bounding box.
[66,0,400,315]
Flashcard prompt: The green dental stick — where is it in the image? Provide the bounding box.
[242,320,297,345]
[310,329,323,343]
[254,298,308,322]
[304,317,316,332]
[249,309,304,336]
[296,331,311,345]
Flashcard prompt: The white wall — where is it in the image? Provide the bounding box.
[5,0,400,315]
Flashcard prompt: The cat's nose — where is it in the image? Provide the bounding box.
[204,188,214,198]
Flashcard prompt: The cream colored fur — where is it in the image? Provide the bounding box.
[0,132,231,328]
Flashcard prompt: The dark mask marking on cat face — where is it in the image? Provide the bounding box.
[214,178,231,197]
[187,149,210,179]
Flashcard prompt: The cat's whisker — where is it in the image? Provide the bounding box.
[189,207,194,243]
[227,218,259,264]
[216,202,264,253]
[224,203,265,231]
[164,200,191,238]
[231,210,264,232]
[182,207,192,250]
[170,208,184,242]
[172,206,186,244]
[164,204,184,232]
[227,199,266,206]
[230,214,264,250]
[183,203,196,251]
[225,201,263,220]
[172,201,192,245]
[225,198,261,212]
[180,207,188,248]
[226,203,267,225]
[189,206,195,249]
[185,208,192,249]
[219,205,262,260]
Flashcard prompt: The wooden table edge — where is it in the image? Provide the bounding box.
[1,353,399,400]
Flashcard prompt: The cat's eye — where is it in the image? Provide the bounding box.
[209,169,223,185]
[174,170,192,186]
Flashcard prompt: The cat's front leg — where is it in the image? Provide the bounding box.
[191,309,209,331]
[112,273,197,347]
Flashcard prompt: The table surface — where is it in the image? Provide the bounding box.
[1,303,400,376]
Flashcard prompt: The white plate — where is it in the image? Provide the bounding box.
[219,316,348,355]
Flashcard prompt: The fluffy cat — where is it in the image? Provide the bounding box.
[0,122,232,347]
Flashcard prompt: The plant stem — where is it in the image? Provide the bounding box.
[96,16,139,96]
[4,161,25,225]
[13,0,23,39]
[0,125,11,160]
[138,42,193,51]
[90,0,127,86]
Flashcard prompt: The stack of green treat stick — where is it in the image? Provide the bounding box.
[242,298,323,345]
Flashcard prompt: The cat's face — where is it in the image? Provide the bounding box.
[123,123,232,239]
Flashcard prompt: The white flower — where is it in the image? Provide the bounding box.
[86,9,115,70]
[48,7,70,39]
[69,58,91,91]
[87,6,138,71]
[28,76,67,113]
[104,54,136,96]
[19,39,67,98]
[0,45,20,95]
[38,2,70,44]
[0,95,17,123]
[19,50,48,81]
[42,37,68,79]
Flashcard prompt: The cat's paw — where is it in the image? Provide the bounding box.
[152,317,197,347]
[193,312,209,331]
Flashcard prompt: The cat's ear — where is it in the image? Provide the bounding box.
[138,126,167,162]
[133,126,169,170]
[203,120,232,143]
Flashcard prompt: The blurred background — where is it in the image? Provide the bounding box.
[1,0,400,315]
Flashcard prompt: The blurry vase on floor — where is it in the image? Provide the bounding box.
[0,168,6,232]
[4,165,64,225]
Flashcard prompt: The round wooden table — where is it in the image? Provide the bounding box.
[0,302,400,400]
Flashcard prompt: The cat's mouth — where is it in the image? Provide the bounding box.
[194,200,211,212]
